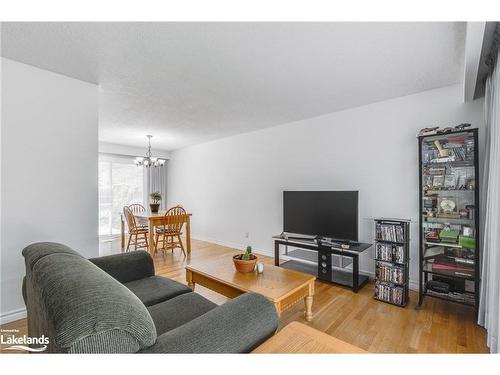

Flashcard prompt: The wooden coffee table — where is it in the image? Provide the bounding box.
[185,258,316,321]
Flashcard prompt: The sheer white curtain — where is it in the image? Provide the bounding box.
[143,163,168,210]
[478,46,500,353]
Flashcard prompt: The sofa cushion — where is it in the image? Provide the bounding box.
[147,292,217,335]
[124,276,191,306]
[22,242,82,272]
[141,293,279,353]
[25,246,157,353]
[89,251,154,284]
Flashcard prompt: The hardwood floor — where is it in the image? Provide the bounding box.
[0,238,489,353]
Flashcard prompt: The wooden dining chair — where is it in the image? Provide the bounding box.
[154,206,186,256]
[123,206,149,251]
[128,203,148,227]
[128,203,146,214]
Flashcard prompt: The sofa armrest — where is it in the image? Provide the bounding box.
[141,293,279,353]
[89,251,155,284]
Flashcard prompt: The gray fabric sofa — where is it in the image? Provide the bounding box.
[22,242,279,353]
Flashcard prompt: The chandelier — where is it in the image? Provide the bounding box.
[134,135,166,168]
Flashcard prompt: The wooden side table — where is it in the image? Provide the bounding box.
[252,322,368,353]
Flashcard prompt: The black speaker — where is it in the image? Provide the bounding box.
[317,245,332,281]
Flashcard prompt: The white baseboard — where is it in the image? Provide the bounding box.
[193,236,420,292]
[0,307,27,324]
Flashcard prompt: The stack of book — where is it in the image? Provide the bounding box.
[375,243,405,263]
[376,261,405,284]
[375,282,404,305]
[430,255,474,278]
[376,223,404,242]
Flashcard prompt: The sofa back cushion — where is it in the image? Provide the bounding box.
[22,242,157,353]
[89,251,155,284]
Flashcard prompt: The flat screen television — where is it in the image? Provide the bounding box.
[283,191,358,241]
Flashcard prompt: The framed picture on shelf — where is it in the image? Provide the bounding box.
[444,175,456,190]
[432,175,445,189]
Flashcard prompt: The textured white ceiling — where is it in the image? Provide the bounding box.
[1,22,465,150]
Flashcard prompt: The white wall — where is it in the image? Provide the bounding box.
[99,141,170,159]
[167,84,485,288]
[0,58,99,323]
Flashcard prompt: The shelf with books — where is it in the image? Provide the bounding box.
[423,290,475,306]
[425,189,475,194]
[422,261,475,280]
[422,160,474,168]
[424,241,474,249]
[373,218,410,307]
[373,239,405,246]
[418,128,480,316]
[423,216,474,225]
[373,258,406,266]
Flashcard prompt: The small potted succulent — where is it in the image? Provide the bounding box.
[233,246,258,273]
[149,192,161,213]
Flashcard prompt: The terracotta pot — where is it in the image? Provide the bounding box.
[233,254,258,273]
[149,203,160,213]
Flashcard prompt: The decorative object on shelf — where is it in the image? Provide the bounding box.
[374,218,410,307]
[149,191,161,213]
[454,123,471,131]
[233,246,258,273]
[134,135,166,168]
[466,205,475,219]
[438,197,457,215]
[418,126,439,137]
[437,127,454,134]
[418,128,480,315]
[434,140,449,157]
[459,208,469,218]
[417,123,472,138]
[466,178,476,190]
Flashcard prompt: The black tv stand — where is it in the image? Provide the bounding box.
[281,233,361,248]
[273,235,372,292]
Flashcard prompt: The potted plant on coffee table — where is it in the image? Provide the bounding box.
[233,246,258,273]
[149,192,161,213]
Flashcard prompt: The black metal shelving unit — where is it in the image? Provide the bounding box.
[417,129,480,317]
[374,218,410,307]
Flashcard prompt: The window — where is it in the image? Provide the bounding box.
[99,154,144,236]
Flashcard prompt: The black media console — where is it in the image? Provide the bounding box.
[273,235,372,292]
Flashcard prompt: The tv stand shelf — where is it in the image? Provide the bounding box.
[273,235,372,292]
[285,248,354,268]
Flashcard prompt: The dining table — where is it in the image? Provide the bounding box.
[120,210,192,255]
